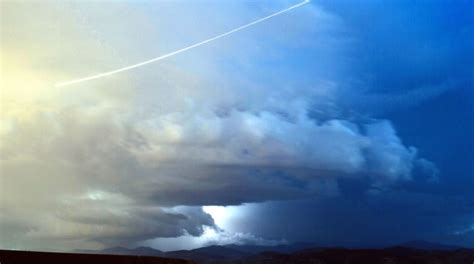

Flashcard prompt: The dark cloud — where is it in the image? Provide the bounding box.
[226,190,474,247]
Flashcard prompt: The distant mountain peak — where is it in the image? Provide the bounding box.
[398,240,462,250]
[97,246,163,256]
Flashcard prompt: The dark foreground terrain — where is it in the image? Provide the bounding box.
[0,249,196,264]
[76,242,474,264]
[228,247,474,264]
[2,245,473,264]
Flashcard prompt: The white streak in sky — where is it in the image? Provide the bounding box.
[55,0,310,87]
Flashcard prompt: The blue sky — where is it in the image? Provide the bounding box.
[233,0,474,247]
[0,0,473,251]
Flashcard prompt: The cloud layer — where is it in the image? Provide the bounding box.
[0,0,439,250]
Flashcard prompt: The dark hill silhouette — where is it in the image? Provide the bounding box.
[183,245,247,258]
[0,249,194,264]
[69,241,474,264]
[225,242,320,254]
[283,247,474,264]
[79,246,164,256]
[397,240,462,251]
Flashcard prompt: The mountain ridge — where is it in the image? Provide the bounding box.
[73,240,471,263]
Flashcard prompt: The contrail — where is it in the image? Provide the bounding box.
[55,0,310,87]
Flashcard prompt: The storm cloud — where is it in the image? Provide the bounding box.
[1,0,469,251]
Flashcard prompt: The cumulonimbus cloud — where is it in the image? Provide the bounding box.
[0,0,437,250]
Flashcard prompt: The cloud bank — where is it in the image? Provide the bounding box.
[0,0,438,250]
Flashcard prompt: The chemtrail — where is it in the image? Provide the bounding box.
[55,0,310,87]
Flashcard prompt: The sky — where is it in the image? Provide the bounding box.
[0,0,473,251]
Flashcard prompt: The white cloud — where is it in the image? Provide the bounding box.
[141,226,287,251]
